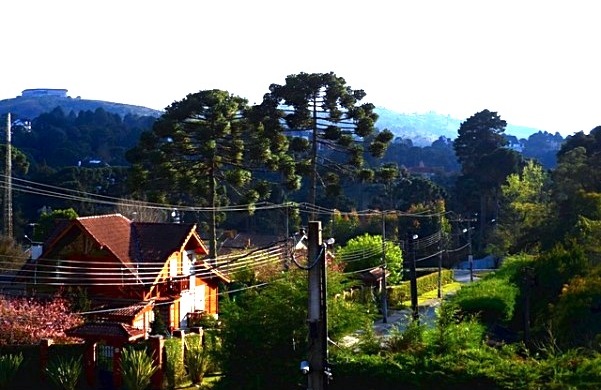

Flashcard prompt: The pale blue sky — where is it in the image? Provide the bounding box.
[2,0,599,136]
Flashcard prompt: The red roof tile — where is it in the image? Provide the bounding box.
[65,322,146,341]
[77,214,132,265]
[131,222,198,262]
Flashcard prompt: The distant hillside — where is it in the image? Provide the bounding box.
[0,92,162,120]
[1,91,544,147]
[374,107,544,146]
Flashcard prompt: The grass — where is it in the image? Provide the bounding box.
[176,374,221,389]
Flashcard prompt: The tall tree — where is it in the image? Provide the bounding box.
[127,90,293,258]
[550,127,601,252]
[260,72,393,214]
[453,109,508,175]
[490,160,551,254]
[453,109,521,250]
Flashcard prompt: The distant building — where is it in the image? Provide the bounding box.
[21,88,68,98]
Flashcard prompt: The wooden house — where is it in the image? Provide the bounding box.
[29,214,229,331]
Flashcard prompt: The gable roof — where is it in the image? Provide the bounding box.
[39,214,222,282]
[132,222,202,263]
[77,214,132,265]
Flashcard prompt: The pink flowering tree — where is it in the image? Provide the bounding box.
[0,295,83,345]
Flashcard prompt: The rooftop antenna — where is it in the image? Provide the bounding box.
[3,113,12,238]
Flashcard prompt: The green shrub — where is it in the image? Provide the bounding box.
[550,272,601,349]
[329,353,406,390]
[120,347,157,390]
[385,319,426,353]
[540,349,601,388]
[45,356,82,390]
[357,321,383,355]
[164,338,186,389]
[189,313,220,329]
[0,353,23,390]
[452,278,519,324]
[427,303,486,354]
[185,334,213,384]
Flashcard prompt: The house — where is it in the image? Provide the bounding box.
[28,213,229,331]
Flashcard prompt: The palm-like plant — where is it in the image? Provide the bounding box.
[120,347,157,390]
[185,336,212,385]
[45,356,81,390]
[0,353,23,390]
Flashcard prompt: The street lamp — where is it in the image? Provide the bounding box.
[462,225,474,282]
[409,233,419,321]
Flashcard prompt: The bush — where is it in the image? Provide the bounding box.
[0,353,23,390]
[385,320,426,353]
[45,356,82,390]
[164,338,186,389]
[120,347,157,390]
[551,271,601,349]
[427,303,486,354]
[452,278,519,324]
[185,334,213,384]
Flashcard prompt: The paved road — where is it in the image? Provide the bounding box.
[372,269,483,336]
[341,270,486,346]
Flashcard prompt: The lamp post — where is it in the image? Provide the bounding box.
[408,233,419,322]
[461,216,476,283]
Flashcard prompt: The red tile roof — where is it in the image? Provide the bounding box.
[132,222,199,262]
[103,301,154,319]
[77,214,132,265]
[38,213,223,282]
[65,322,146,342]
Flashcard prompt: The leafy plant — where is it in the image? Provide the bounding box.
[185,334,213,384]
[357,321,382,355]
[149,308,169,336]
[428,302,486,354]
[452,274,519,324]
[0,353,23,390]
[385,319,426,353]
[164,338,186,389]
[45,356,81,390]
[120,347,157,390]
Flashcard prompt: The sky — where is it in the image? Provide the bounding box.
[2,0,599,137]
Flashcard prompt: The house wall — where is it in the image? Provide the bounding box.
[205,280,220,315]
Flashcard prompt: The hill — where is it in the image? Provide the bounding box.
[0,90,162,120]
[0,90,544,147]
[374,107,545,146]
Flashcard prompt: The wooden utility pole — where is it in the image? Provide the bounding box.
[307,221,326,390]
[4,113,12,238]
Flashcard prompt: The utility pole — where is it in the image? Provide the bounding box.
[437,215,443,299]
[307,221,326,390]
[3,113,12,238]
[381,211,388,323]
[408,232,419,322]
[467,218,473,282]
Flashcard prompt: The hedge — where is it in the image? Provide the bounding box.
[387,269,454,307]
